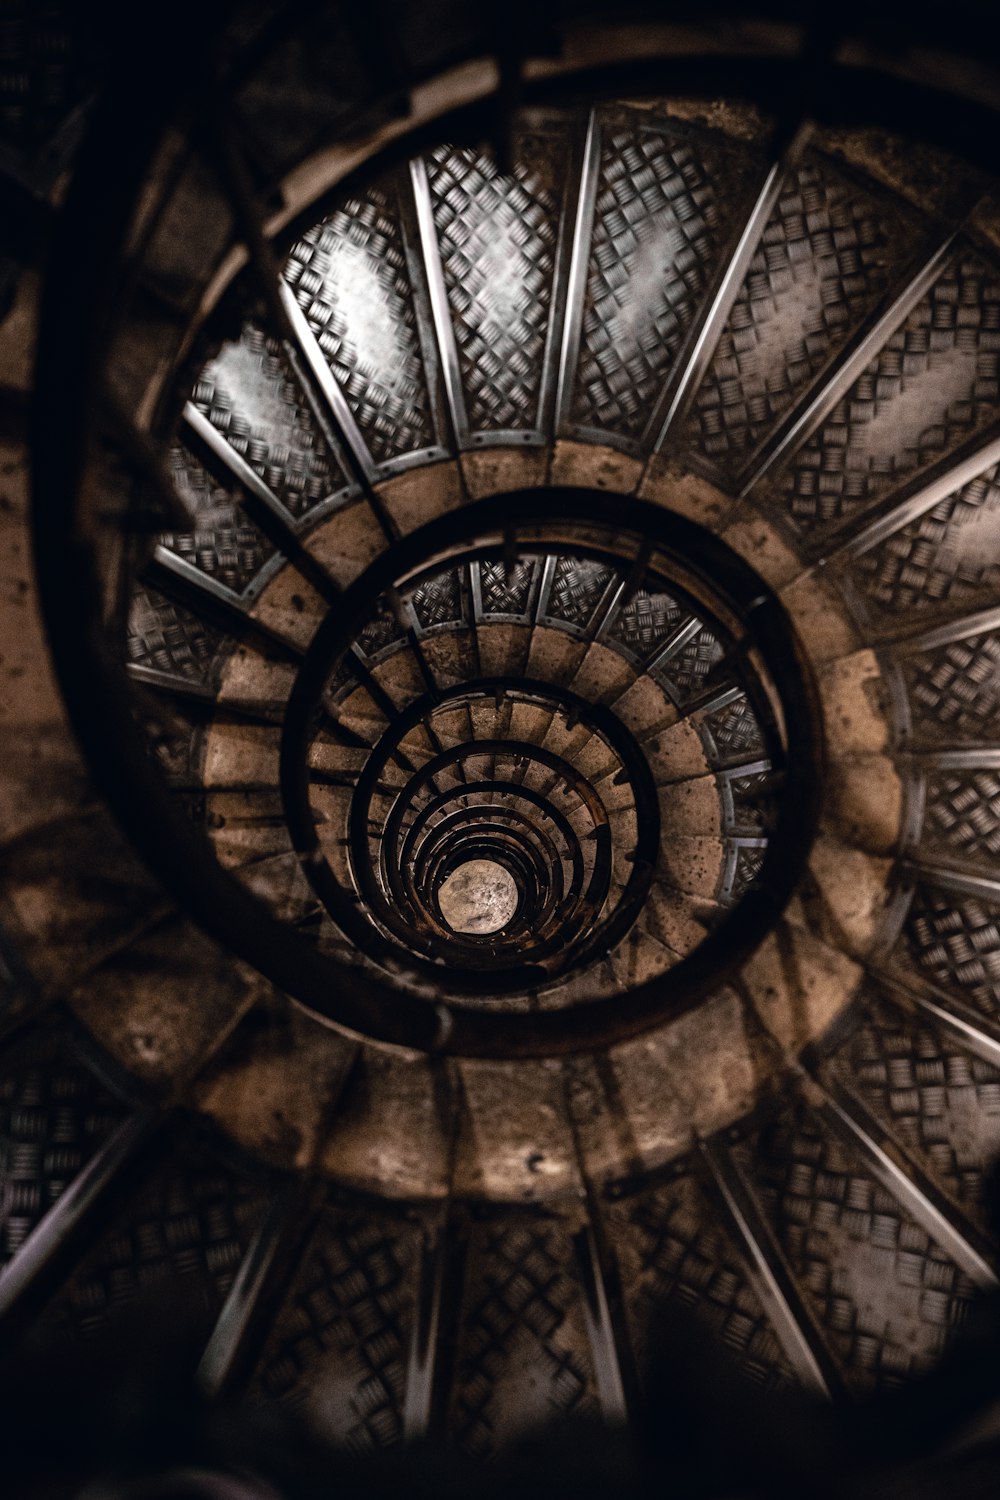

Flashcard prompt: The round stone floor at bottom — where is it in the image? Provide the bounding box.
[438,859,520,935]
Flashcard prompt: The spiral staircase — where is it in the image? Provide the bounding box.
[4,2,1000,1487]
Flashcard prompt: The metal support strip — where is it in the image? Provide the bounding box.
[698,1136,838,1398]
[562,1062,637,1424]
[675,682,744,723]
[278,283,380,485]
[148,546,305,662]
[830,429,1000,561]
[184,400,340,605]
[809,1073,999,1291]
[184,401,295,527]
[740,234,957,495]
[904,992,1000,1071]
[151,543,246,610]
[0,1106,162,1324]
[891,604,1000,656]
[900,748,1000,772]
[408,156,469,448]
[594,541,653,643]
[651,160,788,451]
[211,115,389,541]
[402,1213,456,1442]
[126,663,216,702]
[573,1221,630,1423]
[646,615,702,674]
[197,1042,361,1397]
[534,554,558,623]
[554,110,601,433]
[402,1063,465,1443]
[469,560,484,624]
[902,861,1000,904]
[196,1180,307,1397]
[872,963,1000,1070]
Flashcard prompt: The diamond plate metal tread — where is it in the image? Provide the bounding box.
[723,843,767,905]
[607,1171,795,1390]
[478,557,539,619]
[853,461,1000,620]
[411,566,465,632]
[161,445,274,595]
[127,584,233,688]
[427,137,564,433]
[725,770,774,836]
[697,693,767,770]
[605,588,683,661]
[775,251,1000,541]
[448,1208,596,1460]
[919,769,1000,871]
[570,115,748,444]
[356,596,406,661]
[825,989,1000,1235]
[543,557,615,631]
[41,1121,266,1339]
[192,323,346,517]
[252,1195,419,1452]
[899,627,1000,744]
[688,154,920,477]
[906,885,1000,1019]
[652,623,724,703]
[283,180,438,466]
[734,1092,978,1393]
[0,1024,129,1270]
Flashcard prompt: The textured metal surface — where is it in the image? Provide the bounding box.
[43,1125,265,1337]
[568,116,737,444]
[544,556,616,631]
[192,325,346,517]
[853,460,1000,619]
[606,588,683,660]
[906,886,1000,1017]
[653,622,724,703]
[411,566,465,633]
[900,625,1000,744]
[0,1027,128,1270]
[449,1211,595,1460]
[723,842,768,904]
[609,1171,794,1389]
[919,769,1000,870]
[826,991,1000,1235]
[737,1093,977,1393]
[698,693,766,770]
[356,598,406,660]
[161,445,273,595]
[254,1197,419,1451]
[127,584,232,687]
[725,768,773,836]
[477,557,538,620]
[427,137,564,435]
[284,181,438,465]
[689,155,917,478]
[775,251,1000,539]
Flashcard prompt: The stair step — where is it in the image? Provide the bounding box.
[308,497,388,587]
[70,911,267,1090]
[0,807,172,997]
[645,881,718,953]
